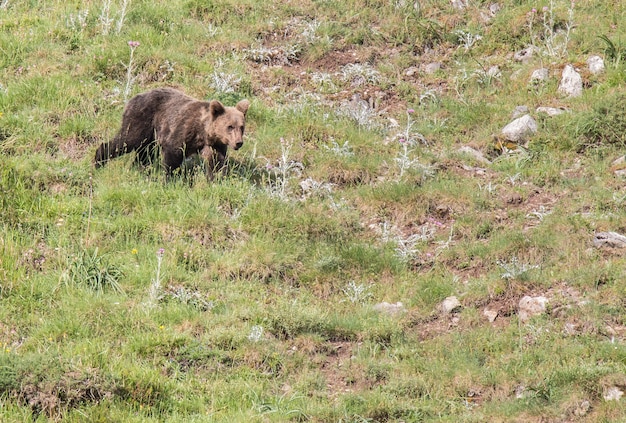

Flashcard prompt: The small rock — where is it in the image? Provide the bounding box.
[603,386,624,402]
[373,301,406,316]
[573,400,591,416]
[441,296,461,314]
[457,146,492,165]
[501,114,538,143]
[489,3,501,15]
[593,231,626,248]
[530,68,549,84]
[405,67,418,77]
[487,65,501,78]
[518,295,548,322]
[483,309,498,322]
[558,64,583,97]
[564,322,579,336]
[615,169,626,178]
[536,106,568,117]
[587,55,605,75]
[512,105,529,119]
[450,0,467,10]
[514,46,536,63]
[423,62,441,74]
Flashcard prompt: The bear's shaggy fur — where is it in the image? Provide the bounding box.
[94,88,249,177]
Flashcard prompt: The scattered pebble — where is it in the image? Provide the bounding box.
[518,295,548,322]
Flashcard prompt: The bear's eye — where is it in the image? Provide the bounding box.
[227,125,234,131]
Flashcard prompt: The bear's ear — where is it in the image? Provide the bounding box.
[209,100,226,118]
[236,99,250,116]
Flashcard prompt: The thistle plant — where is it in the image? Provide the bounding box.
[264,138,304,200]
[248,325,264,342]
[123,40,140,102]
[454,29,482,52]
[145,248,165,309]
[497,256,539,280]
[527,1,576,58]
[341,281,373,304]
[322,139,353,157]
[393,111,432,181]
[340,63,381,87]
[115,0,130,34]
[209,71,242,94]
[99,0,114,35]
[67,9,89,33]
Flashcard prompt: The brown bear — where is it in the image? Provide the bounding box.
[94,87,250,178]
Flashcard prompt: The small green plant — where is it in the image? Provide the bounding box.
[61,248,123,293]
[598,34,625,66]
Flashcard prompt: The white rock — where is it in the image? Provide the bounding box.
[501,114,538,143]
[489,3,501,15]
[593,231,626,248]
[423,62,441,74]
[518,295,548,322]
[603,386,624,401]
[441,296,461,314]
[405,67,418,77]
[457,146,491,165]
[536,106,567,117]
[487,65,501,78]
[530,68,549,83]
[483,309,498,322]
[450,0,467,10]
[373,301,406,316]
[573,400,591,416]
[587,55,605,75]
[558,64,583,97]
[512,105,529,119]
[514,46,536,63]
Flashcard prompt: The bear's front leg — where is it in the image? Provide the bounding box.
[200,145,227,180]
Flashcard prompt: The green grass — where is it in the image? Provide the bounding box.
[1,0,625,421]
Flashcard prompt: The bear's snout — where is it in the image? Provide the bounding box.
[234,141,244,150]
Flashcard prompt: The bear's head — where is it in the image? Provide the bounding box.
[207,99,250,150]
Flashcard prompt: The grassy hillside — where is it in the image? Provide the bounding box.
[1,0,625,421]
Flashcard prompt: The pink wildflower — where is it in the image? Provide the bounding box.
[128,41,140,48]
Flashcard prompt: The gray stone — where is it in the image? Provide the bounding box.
[512,105,529,119]
[423,62,441,74]
[450,0,467,10]
[373,301,406,316]
[518,295,548,322]
[593,232,626,249]
[405,67,418,77]
[457,146,491,165]
[558,64,583,97]
[501,114,538,143]
[514,46,536,63]
[587,55,605,75]
[530,68,549,83]
[603,386,623,402]
[483,309,498,322]
[441,296,461,314]
[536,106,568,117]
